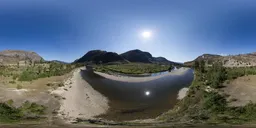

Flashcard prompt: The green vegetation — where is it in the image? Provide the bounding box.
[16,84,22,89]
[159,61,256,124]
[18,63,78,81]
[0,62,83,81]
[0,100,46,123]
[94,63,173,74]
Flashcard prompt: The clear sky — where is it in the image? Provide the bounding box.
[0,0,256,62]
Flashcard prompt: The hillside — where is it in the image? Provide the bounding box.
[120,49,178,65]
[0,50,43,65]
[185,53,256,67]
[120,49,153,63]
[75,49,179,65]
[74,50,126,64]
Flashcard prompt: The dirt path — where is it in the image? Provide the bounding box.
[223,75,256,106]
[51,67,109,122]
[95,67,190,83]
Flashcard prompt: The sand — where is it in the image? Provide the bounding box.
[51,67,109,122]
[177,87,189,100]
[94,67,190,83]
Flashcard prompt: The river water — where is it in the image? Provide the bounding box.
[82,68,194,121]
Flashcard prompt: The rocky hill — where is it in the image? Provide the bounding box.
[0,50,43,65]
[75,49,179,65]
[185,53,256,67]
[121,49,177,65]
[120,49,153,63]
[74,50,126,64]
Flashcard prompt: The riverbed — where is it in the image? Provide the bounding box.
[81,68,194,121]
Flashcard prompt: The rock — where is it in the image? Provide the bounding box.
[0,50,43,65]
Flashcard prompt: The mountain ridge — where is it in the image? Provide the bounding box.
[75,49,179,65]
[185,53,256,67]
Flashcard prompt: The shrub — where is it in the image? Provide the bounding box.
[203,92,227,112]
[9,81,16,84]
[16,84,22,89]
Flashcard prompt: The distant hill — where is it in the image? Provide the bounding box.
[121,49,178,65]
[48,60,70,64]
[184,54,222,67]
[0,50,43,65]
[75,49,179,65]
[120,49,153,63]
[185,53,256,67]
[74,50,126,64]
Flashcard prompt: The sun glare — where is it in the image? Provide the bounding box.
[145,91,151,96]
[141,31,152,39]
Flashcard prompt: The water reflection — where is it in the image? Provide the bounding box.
[145,91,151,96]
[81,68,194,121]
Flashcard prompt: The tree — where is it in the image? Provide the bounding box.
[29,59,32,66]
[199,60,205,73]
[17,62,19,68]
[40,58,44,63]
[194,60,205,73]
[194,60,200,70]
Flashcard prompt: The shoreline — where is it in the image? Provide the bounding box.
[51,67,109,123]
[177,87,189,100]
[94,67,190,83]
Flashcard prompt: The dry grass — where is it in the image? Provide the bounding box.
[223,75,256,106]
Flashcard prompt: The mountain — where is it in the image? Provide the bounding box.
[120,49,153,63]
[74,50,126,64]
[121,49,177,64]
[185,53,256,67]
[0,50,43,65]
[153,57,174,64]
[184,54,222,66]
[75,49,179,65]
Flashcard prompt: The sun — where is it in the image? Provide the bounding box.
[145,91,150,96]
[141,31,152,39]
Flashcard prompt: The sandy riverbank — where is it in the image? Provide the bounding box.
[51,67,109,122]
[177,87,189,100]
[94,67,190,83]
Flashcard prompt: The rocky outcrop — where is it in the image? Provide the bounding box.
[185,53,256,67]
[0,50,43,65]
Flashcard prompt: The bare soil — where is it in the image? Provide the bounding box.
[0,70,72,124]
[51,67,109,123]
[223,75,256,106]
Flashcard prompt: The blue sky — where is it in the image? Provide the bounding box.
[0,0,256,62]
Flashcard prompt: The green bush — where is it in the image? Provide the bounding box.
[203,92,227,112]
[0,101,46,122]
[9,81,16,84]
[16,84,22,89]
[18,63,80,81]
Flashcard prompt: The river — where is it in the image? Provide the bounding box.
[82,68,194,121]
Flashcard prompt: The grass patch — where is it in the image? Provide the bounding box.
[0,62,83,82]
[94,63,173,74]
[0,100,46,123]
[18,63,83,81]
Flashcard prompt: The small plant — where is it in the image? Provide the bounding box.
[9,81,16,84]
[6,99,14,106]
[230,98,238,102]
[58,83,64,87]
[16,84,22,89]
